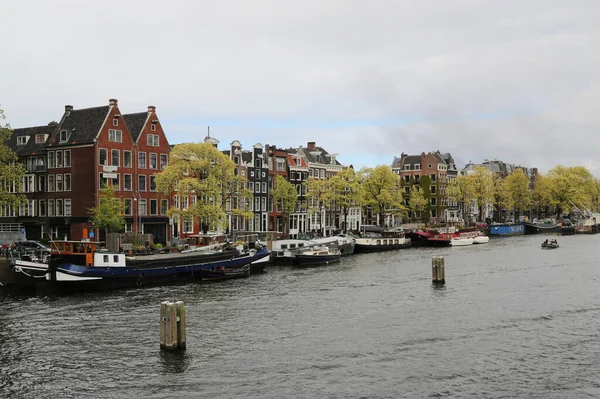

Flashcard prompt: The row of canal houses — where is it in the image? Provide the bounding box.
[2,99,537,244]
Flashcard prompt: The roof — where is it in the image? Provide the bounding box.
[290,145,342,166]
[404,155,421,166]
[7,124,56,156]
[287,154,308,168]
[123,112,148,142]
[49,106,110,147]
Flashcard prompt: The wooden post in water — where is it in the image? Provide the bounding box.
[175,301,187,350]
[432,256,445,285]
[160,301,187,351]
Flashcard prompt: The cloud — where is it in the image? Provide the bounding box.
[2,0,600,174]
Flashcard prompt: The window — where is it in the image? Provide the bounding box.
[112,118,118,127]
[149,153,157,169]
[183,219,193,233]
[38,175,46,192]
[139,199,147,216]
[255,199,260,211]
[39,200,46,217]
[59,130,70,143]
[151,124,156,132]
[124,151,132,168]
[174,196,179,208]
[138,152,146,169]
[64,150,71,167]
[150,175,156,191]
[65,199,71,216]
[60,174,69,191]
[111,149,120,167]
[430,185,436,194]
[150,199,158,215]
[147,134,159,146]
[48,175,55,192]
[320,170,325,178]
[100,173,108,189]
[276,158,286,171]
[112,174,120,190]
[160,154,168,170]
[262,182,267,193]
[428,164,432,169]
[56,199,63,216]
[56,174,63,191]
[48,200,54,216]
[431,198,437,206]
[108,129,122,142]
[55,151,63,168]
[48,151,55,169]
[404,175,410,183]
[138,175,146,191]
[124,199,132,215]
[160,199,168,215]
[35,134,46,144]
[261,197,266,211]
[430,174,436,182]
[248,182,254,191]
[99,149,108,165]
[182,196,189,209]
[124,174,132,191]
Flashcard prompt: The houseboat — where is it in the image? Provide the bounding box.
[354,229,411,253]
[489,222,525,236]
[13,238,270,292]
[291,246,341,267]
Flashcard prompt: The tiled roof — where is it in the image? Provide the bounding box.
[49,106,110,147]
[404,155,421,165]
[7,124,56,156]
[287,154,308,168]
[123,112,148,142]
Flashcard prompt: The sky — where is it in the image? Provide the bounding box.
[2,0,600,174]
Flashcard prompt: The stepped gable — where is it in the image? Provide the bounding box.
[49,105,110,147]
[7,124,56,156]
[122,112,148,142]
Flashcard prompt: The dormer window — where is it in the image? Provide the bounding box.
[59,130,70,143]
[35,134,47,144]
[17,136,29,145]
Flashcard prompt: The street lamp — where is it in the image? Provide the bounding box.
[133,191,142,234]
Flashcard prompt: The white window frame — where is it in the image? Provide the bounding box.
[64,199,71,216]
[64,150,71,167]
[111,149,120,167]
[124,174,132,191]
[124,150,132,168]
[108,129,122,143]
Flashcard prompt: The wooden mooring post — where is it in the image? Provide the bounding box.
[432,256,445,285]
[160,301,187,351]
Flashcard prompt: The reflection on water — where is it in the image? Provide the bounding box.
[1,234,600,398]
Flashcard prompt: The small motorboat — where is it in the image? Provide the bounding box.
[291,246,341,267]
[541,239,559,249]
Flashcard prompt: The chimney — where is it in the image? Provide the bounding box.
[109,98,118,106]
[307,141,316,151]
[148,105,156,113]
[65,105,73,114]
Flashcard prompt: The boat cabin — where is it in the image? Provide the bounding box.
[49,240,126,268]
[186,233,226,248]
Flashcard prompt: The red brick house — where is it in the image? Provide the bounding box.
[266,145,289,233]
[123,106,171,244]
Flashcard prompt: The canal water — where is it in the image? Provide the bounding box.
[1,234,599,398]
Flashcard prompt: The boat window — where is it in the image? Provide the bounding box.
[395,240,399,244]
[103,255,109,263]
[87,245,92,253]
[383,240,387,245]
[113,255,119,263]
[298,243,304,247]
[376,240,381,245]
[290,244,296,249]
[281,244,287,249]
[65,243,71,252]
[76,243,84,253]
[56,243,64,251]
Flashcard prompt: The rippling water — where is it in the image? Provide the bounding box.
[2,234,600,398]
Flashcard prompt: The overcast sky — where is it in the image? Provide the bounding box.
[2,0,599,174]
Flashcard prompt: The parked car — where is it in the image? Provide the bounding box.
[15,240,51,254]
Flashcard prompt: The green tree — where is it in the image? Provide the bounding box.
[546,165,596,217]
[306,176,329,233]
[531,173,555,217]
[504,169,532,220]
[0,107,26,212]
[409,186,428,223]
[358,165,405,227]
[88,183,125,233]
[155,142,252,232]
[470,166,494,222]
[446,174,475,223]
[326,167,360,232]
[492,174,512,222]
[270,175,298,232]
